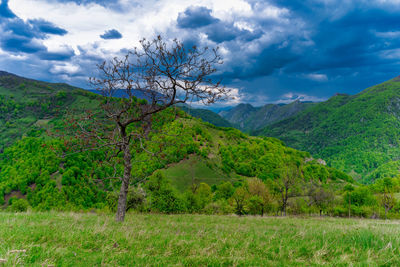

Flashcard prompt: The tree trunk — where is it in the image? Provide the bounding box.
[115,142,132,222]
[348,195,351,218]
[320,209,322,216]
[282,188,288,216]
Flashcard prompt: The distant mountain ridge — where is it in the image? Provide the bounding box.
[219,100,316,132]
[258,76,400,183]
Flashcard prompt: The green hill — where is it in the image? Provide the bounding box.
[219,101,315,132]
[0,71,100,149]
[258,76,400,183]
[178,104,232,128]
[0,71,352,211]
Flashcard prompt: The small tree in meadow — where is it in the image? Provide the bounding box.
[65,36,227,221]
[270,162,302,216]
[232,187,248,215]
[247,178,271,216]
[308,184,334,216]
[376,178,397,219]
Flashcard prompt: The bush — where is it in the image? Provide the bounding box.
[146,171,186,214]
[204,199,234,215]
[9,198,29,212]
[107,185,147,212]
[288,198,310,215]
[247,195,263,215]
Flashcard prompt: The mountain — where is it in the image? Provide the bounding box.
[258,76,400,183]
[219,101,316,132]
[0,70,351,210]
[89,89,233,128]
[178,104,232,128]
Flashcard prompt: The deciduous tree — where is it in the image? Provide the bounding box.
[67,36,227,221]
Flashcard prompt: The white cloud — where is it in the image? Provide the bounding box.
[187,86,245,108]
[275,92,326,104]
[305,73,328,81]
[50,63,80,75]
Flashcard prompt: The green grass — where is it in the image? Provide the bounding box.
[162,155,236,192]
[0,212,399,266]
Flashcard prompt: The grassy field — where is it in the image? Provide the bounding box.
[0,213,399,266]
[161,155,236,192]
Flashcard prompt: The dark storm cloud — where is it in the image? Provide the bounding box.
[3,0,400,105]
[177,6,219,29]
[200,0,400,103]
[38,48,75,61]
[100,29,122,39]
[1,35,46,53]
[29,19,68,36]
[177,5,263,43]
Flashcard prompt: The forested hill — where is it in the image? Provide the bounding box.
[0,71,100,149]
[0,71,228,148]
[258,76,400,183]
[219,101,316,132]
[0,70,352,211]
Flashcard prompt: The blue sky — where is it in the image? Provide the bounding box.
[1,0,400,106]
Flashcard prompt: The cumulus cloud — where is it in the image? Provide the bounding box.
[0,0,70,60]
[100,29,122,40]
[177,6,219,29]
[29,19,68,36]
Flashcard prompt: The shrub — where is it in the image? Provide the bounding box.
[9,198,29,212]
[204,199,234,215]
[146,171,186,214]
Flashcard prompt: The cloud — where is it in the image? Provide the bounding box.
[38,46,75,61]
[29,18,68,35]
[275,92,326,104]
[0,0,15,18]
[0,34,46,53]
[1,0,400,107]
[100,29,122,39]
[177,6,219,29]
[0,0,71,60]
[305,73,328,81]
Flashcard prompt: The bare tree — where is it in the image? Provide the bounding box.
[68,36,228,221]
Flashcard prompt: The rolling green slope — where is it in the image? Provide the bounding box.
[259,77,400,182]
[0,70,352,211]
[178,104,232,127]
[0,71,100,149]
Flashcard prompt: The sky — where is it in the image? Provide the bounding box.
[1,0,400,107]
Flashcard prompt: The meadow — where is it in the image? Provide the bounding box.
[0,212,399,266]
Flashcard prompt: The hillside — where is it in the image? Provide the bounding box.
[259,76,400,182]
[178,104,232,128]
[219,101,315,132]
[0,71,352,211]
[0,71,100,150]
